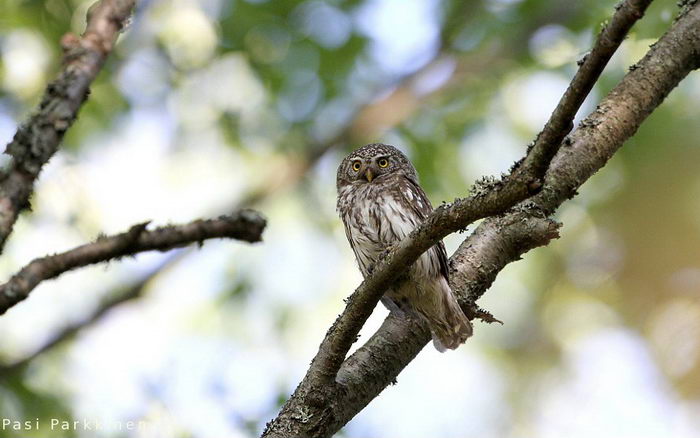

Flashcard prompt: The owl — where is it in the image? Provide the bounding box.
[336,143,472,351]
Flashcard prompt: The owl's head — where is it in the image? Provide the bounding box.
[337,143,418,189]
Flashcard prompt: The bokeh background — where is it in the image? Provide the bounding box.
[1,0,700,437]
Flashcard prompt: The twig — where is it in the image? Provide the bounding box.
[451,213,562,313]
[0,210,266,315]
[0,0,137,252]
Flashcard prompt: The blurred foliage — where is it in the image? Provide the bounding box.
[1,0,699,437]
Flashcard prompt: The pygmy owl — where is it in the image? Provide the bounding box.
[336,143,472,351]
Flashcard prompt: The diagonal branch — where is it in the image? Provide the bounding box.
[0,0,137,253]
[305,0,653,389]
[0,210,266,315]
[274,2,700,437]
[262,0,675,436]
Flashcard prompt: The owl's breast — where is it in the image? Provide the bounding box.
[338,182,421,276]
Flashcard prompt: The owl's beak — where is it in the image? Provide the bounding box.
[364,168,374,183]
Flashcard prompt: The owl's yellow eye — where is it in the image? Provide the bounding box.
[352,161,362,172]
[378,158,389,168]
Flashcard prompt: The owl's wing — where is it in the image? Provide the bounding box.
[341,219,362,272]
[398,176,450,281]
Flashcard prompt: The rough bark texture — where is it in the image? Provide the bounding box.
[0,210,266,315]
[0,0,136,252]
[262,2,700,437]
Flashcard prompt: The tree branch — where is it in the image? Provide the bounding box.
[0,0,137,252]
[261,0,700,436]
[0,210,266,315]
[322,1,700,422]
[282,2,700,436]
[312,171,546,381]
[520,0,653,178]
[308,0,650,395]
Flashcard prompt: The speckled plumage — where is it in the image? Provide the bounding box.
[336,143,472,351]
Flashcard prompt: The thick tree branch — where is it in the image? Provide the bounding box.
[0,210,266,315]
[0,0,136,252]
[261,0,700,436]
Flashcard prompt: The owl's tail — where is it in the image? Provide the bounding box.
[427,278,473,352]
